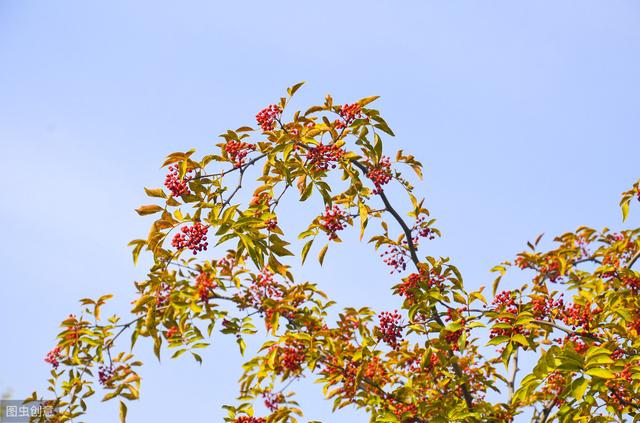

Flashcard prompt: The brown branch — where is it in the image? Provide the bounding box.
[531,319,602,341]
[609,388,640,410]
[507,349,519,401]
[349,158,475,411]
[627,249,640,270]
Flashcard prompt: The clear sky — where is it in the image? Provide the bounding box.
[1,1,639,421]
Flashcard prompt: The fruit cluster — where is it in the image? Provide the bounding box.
[319,205,347,240]
[234,417,266,423]
[378,310,403,350]
[560,302,601,331]
[155,282,172,306]
[367,156,393,194]
[381,243,408,274]
[489,291,529,339]
[164,164,193,197]
[98,365,115,386]
[195,272,216,301]
[225,140,257,168]
[262,391,285,412]
[530,294,564,320]
[264,217,278,231]
[540,371,566,406]
[171,222,209,255]
[44,346,62,369]
[166,326,179,339]
[305,143,345,171]
[335,103,363,129]
[256,104,281,131]
[274,341,306,373]
[413,216,436,241]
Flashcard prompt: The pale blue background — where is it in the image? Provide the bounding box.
[1,1,639,421]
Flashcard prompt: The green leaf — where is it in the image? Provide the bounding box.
[512,334,529,348]
[572,377,589,400]
[586,368,615,379]
[486,336,509,347]
[621,199,630,222]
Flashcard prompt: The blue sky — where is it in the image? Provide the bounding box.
[1,1,639,421]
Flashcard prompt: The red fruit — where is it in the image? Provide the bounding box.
[225,139,256,168]
[256,104,281,131]
[164,164,193,196]
[367,156,392,194]
[319,205,347,240]
[171,222,209,255]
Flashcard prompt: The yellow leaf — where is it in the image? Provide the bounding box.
[135,205,163,216]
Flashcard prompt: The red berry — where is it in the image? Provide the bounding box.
[256,104,282,131]
[164,164,193,197]
[171,222,209,255]
[319,205,347,240]
[367,156,393,194]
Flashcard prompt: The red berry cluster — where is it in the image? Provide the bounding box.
[388,399,418,421]
[256,104,281,131]
[155,282,172,306]
[249,191,272,207]
[234,417,266,423]
[606,363,634,412]
[381,243,408,274]
[540,371,566,406]
[335,103,362,129]
[610,348,626,360]
[242,268,283,313]
[378,311,403,350]
[627,313,640,334]
[195,272,216,301]
[531,295,564,320]
[445,328,464,351]
[98,365,115,386]
[225,140,256,168]
[396,272,420,299]
[514,256,529,269]
[45,346,62,368]
[172,222,209,255]
[367,156,392,194]
[397,269,445,295]
[539,256,563,283]
[164,164,193,197]
[166,326,179,339]
[560,302,600,331]
[306,143,345,171]
[412,216,436,241]
[492,290,518,314]
[262,391,285,412]
[363,356,387,382]
[319,205,347,240]
[336,315,360,341]
[553,334,587,354]
[264,217,278,231]
[620,274,640,294]
[490,291,529,340]
[216,254,237,276]
[273,341,306,373]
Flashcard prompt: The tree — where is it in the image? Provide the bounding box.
[30,83,640,422]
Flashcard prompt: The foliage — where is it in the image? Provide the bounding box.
[30,83,640,422]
